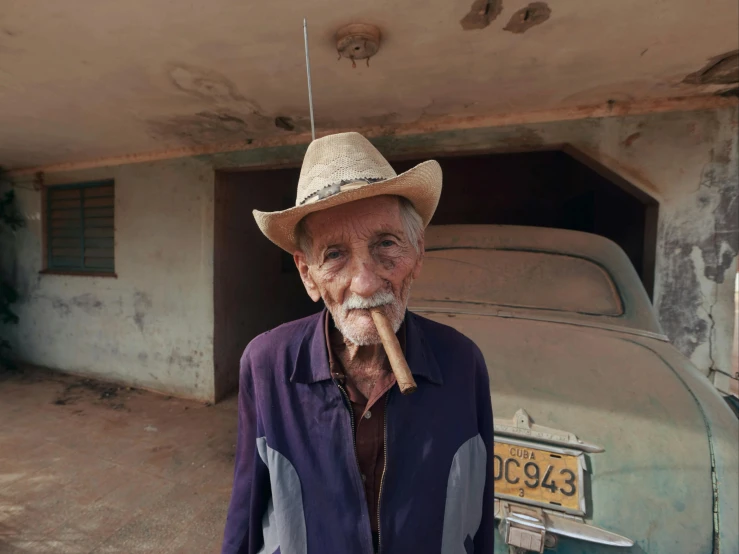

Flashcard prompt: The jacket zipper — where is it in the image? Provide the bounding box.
[335,381,374,554]
[376,393,390,554]
[336,381,357,450]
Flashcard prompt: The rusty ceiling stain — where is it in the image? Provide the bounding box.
[2,0,739,169]
[147,109,271,146]
[717,87,739,98]
[167,62,245,102]
[274,116,296,131]
[683,50,739,85]
[460,0,503,30]
[503,2,551,33]
[623,132,642,147]
[498,127,545,149]
[10,96,736,176]
[152,62,276,145]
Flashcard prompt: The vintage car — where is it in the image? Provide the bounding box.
[409,225,739,554]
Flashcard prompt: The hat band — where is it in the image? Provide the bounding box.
[298,177,386,206]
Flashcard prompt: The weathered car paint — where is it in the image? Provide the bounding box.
[410,225,739,553]
[423,313,714,553]
[641,340,739,553]
[418,225,662,335]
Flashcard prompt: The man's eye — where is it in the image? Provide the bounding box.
[380,240,396,248]
[325,251,342,260]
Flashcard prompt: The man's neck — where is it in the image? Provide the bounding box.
[329,327,388,399]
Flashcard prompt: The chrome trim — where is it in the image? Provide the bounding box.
[495,493,585,518]
[495,500,635,551]
[498,502,546,553]
[546,511,634,547]
[494,409,605,453]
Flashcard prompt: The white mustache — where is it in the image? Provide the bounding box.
[342,291,396,313]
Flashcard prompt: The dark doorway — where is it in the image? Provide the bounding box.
[214,169,315,400]
[214,149,657,399]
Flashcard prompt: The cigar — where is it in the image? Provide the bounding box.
[370,308,417,395]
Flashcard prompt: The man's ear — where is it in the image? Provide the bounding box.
[294,251,322,302]
[411,238,425,280]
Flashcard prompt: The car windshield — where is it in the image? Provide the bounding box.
[412,248,624,316]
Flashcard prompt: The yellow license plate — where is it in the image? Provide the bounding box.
[493,439,584,513]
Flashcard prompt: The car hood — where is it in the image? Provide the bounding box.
[420,310,714,554]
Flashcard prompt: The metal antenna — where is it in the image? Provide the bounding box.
[303,18,316,141]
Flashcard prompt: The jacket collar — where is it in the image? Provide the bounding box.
[290,308,443,386]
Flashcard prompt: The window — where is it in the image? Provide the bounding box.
[46,181,115,274]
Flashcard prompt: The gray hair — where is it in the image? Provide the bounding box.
[398,196,424,254]
[296,196,424,260]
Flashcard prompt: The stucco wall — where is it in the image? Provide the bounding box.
[3,157,215,401]
[3,106,737,398]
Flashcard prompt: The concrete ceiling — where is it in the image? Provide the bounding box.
[1,0,737,170]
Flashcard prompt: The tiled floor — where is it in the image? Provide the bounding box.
[0,367,237,553]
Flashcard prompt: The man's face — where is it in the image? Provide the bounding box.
[294,195,424,345]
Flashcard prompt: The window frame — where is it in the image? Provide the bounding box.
[42,180,116,277]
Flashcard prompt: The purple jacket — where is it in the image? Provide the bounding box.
[222,309,495,554]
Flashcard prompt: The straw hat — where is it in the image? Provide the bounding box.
[253,132,442,252]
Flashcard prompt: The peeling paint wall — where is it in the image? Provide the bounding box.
[3,107,737,398]
[3,158,215,401]
[651,117,738,392]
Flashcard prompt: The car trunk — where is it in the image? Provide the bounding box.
[420,310,714,554]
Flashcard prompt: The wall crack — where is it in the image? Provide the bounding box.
[706,208,721,374]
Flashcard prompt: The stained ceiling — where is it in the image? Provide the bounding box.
[0,0,737,169]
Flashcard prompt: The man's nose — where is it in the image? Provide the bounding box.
[349,258,385,298]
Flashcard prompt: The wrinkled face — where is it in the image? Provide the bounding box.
[294,195,424,345]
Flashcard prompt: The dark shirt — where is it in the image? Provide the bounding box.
[221,309,495,554]
[325,313,404,534]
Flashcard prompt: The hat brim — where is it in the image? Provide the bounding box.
[253,160,442,253]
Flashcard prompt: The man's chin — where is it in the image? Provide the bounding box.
[331,304,404,345]
[334,315,381,346]
[339,309,372,328]
[339,324,382,346]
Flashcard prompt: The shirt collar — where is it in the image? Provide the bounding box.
[290,308,443,386]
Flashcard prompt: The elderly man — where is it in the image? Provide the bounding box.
[222,132,494,554]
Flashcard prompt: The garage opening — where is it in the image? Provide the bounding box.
[214,148,658,399]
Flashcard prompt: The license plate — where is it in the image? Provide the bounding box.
[493,438,585,514]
